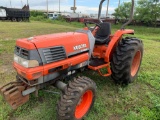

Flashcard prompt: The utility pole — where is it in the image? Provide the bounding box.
[47,0,48,17]
[59,0,60,13]
[10,0,12,8]
[73,0,76,13]
[27,0,28,5]
[106,0,110,17]
[21,0,23,7]
[118,0,120,8]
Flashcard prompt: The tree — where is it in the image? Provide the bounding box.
[134,0,160,26]
[150,0,160,26]
[113,0,160,26]
[112,2,132,20]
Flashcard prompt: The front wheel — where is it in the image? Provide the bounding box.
[57,76,96,120]
[111,37,143,85]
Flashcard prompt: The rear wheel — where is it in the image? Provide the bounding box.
[111,37,143,85]
[57,76,96,120]
[11,18,17,22]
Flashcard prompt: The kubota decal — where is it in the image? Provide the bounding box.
[73,44,87,51]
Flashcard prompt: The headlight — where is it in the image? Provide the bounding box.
[14,55,19,63]
[14,54,39,68]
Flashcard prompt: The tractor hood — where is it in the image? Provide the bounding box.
[29,32,90,55]
[15,31,93,65]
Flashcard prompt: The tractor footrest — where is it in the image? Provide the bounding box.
[0,82,29,109]
[88,63,112,77]
[89,58,106,67]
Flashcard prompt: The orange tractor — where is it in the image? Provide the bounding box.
[0,0,143,119]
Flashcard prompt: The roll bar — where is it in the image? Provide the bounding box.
[121,0,134,29]
[98,0,105,23]
[98,0,135,29]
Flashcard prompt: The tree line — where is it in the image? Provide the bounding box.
[113,0,160,27]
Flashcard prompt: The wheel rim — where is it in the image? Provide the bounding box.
[131,51,141,76]
[75,90,93,119]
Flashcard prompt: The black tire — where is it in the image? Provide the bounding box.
[17,18,22,22]
[11,18,17,22]
[111,37,143,85]
[57,76,96,120]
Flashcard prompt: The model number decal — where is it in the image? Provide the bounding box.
[74,44,87,51]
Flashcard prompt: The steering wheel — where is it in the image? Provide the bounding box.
[84,21,101,31]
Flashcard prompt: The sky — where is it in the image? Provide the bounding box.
[0,0,131,14]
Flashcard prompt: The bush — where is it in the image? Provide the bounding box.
[30,16,46,21]
[56,15,66,22]
[30,11,45,17]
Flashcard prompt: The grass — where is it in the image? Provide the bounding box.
[0,21,160,120]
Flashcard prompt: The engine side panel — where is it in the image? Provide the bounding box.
[76,30,95,58]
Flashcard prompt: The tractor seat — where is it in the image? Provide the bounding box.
[95,22,111,45]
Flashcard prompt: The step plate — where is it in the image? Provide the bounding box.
[0,82,29,109]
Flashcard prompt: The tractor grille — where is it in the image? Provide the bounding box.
[15,46,20,54]
[43,46,66,63]
[21,49,29,59]
[15,46,29,59]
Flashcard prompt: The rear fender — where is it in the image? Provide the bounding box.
[105,29,134,62]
